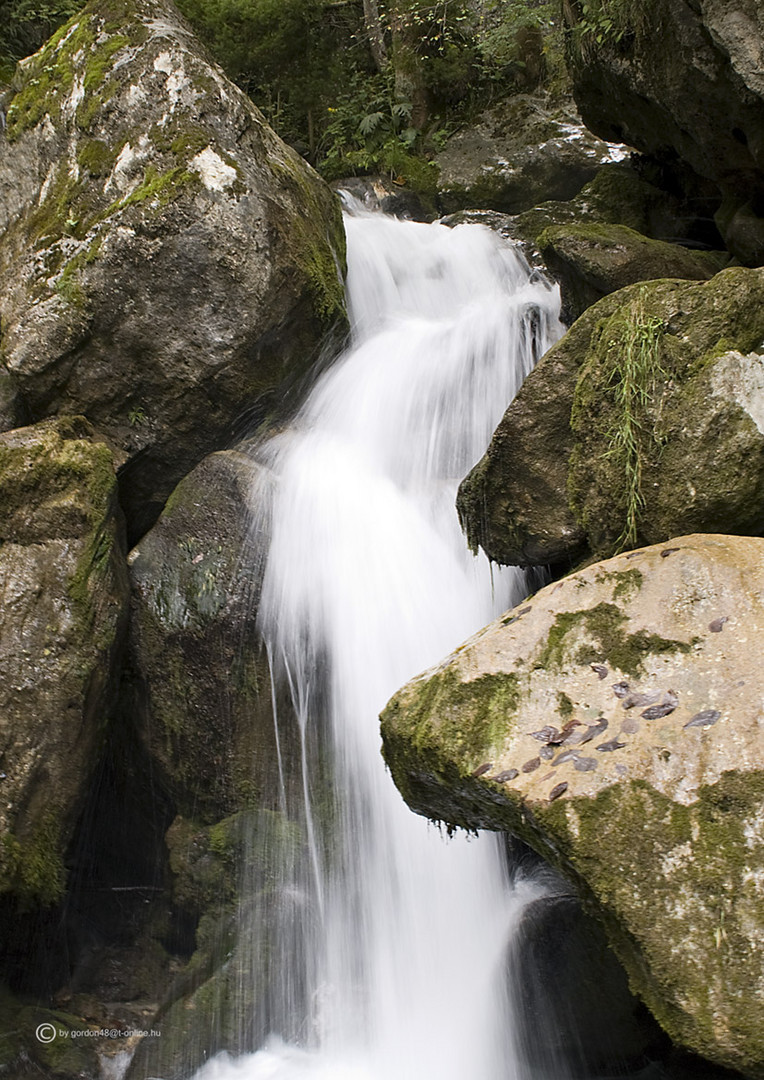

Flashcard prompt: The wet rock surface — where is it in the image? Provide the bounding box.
[382,534,764,1077]
[129,448,279,822]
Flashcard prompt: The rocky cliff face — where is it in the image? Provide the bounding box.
[0,0,346,540]
[382,534,764,1077]
[565,0,764,264]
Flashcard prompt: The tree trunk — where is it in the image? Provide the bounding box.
[390,1,429,130]
[363,0,388,72]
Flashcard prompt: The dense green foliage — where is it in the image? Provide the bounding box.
[0,0,81,78]
[1,0,563,183]
[567,0,660,46]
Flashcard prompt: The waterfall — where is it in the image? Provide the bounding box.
[195,205,564,1080]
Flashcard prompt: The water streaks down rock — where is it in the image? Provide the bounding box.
[0,0,346,541]
[381,534,764,1077]
[129,449,281,823]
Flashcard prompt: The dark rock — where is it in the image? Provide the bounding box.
[0,986,101,1079]
[565,0,764,264]
[537,223,727,324]
[509,893,662,1077]
[0,417,128,906]
[129,448,281,823]
[457,300,610,567]
[0,0,347,542]
[333,175,432,221]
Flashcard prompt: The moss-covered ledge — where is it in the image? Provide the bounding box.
[381,534,764,1078]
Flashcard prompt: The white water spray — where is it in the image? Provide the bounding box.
[195,206,563,1080]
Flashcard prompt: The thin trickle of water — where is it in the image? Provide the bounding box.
[195,205,564,1080]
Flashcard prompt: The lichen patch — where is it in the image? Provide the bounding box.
[190,147,237,193]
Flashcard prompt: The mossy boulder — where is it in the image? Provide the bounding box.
[458,268,764,566]
[510,161,720,251]
[0,984,101,1078]
[537,223,727,324]
[381,533,764,1077]
[564,0,764,265]
[129,448,282,822]
[0,0,347,541]
[0,416,128,907]
[436,92,627,215]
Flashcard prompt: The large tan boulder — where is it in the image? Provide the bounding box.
[382,534,764,1077]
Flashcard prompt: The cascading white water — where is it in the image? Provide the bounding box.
[195,205,563,1080]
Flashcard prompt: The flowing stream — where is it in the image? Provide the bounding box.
[195,205,563,1080]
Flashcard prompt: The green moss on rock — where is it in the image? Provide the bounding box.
[535,601,691,676]
[569,269,764,555]
[0,417,127,909]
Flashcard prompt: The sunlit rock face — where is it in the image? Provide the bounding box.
[382,533,764,1077]
[0,0,346,540]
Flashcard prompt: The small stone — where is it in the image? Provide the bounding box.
[539,745,555,760]
[574,757,597,772]
[642,701,677,720]
[597,738,626,752]
[549,782,568,801]
[590,663,609,679]
[661,548,680,558]
[529,725,560,744]
[684,709,721,729]
[621,716,640,735]
[559,721,585,745]
[471,762,493,777]
[622,690,660,709]
[570,719,606,746]
[556,719,582,744]
[709,616,729,633]
[490,769,519,782]
[615,764,628,776]
[552,749,580,766]
[612,681,630,698]
[522,757,541,773]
